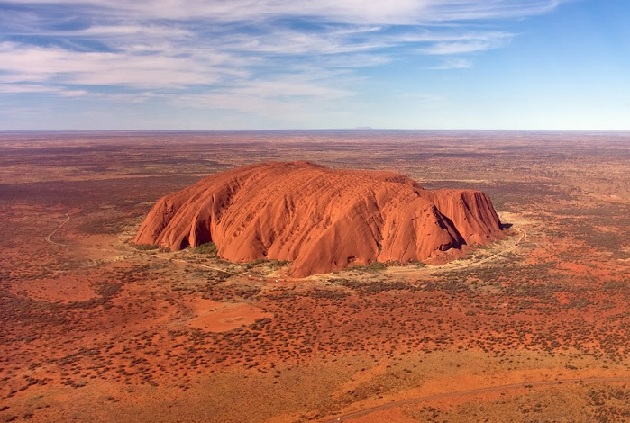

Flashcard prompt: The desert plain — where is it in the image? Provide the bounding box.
[0,130,629,422]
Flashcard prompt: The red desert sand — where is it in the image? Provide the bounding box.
[135,161,503,276]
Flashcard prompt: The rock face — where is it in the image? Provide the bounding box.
[135,162,503,277]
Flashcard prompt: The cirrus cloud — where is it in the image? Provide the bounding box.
[0,0,570,126]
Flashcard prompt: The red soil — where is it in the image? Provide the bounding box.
[10,275,98,303]
[135,162,503,276]
[184,298,273,332]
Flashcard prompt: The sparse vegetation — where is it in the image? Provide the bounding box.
[192,242,217,256]
[1,132,628,423]
[353,261,388,273]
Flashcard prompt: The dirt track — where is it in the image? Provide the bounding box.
[45,213,70,247]
[320,375,630,422]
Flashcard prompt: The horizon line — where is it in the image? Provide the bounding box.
[2,129,630,133]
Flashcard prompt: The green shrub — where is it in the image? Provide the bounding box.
[193,242,217,256]
[354,261,388,273]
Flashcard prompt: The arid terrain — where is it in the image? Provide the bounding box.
[1,130,629,422]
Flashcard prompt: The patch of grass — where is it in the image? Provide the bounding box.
[193,242,217,256]
[243,258,290,269]
[97,283,122,298]
[244,258,268,269]
[268,259,290,269]
[408,260,426,268]
[353,261,388,273]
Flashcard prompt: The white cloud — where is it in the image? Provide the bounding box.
[0,0,570,123]
[424,57,473,69]
[419,39,506,55]
[0,83,87,96]
[3,0,569,24]
[0,41,241,88]
[219,26,391,56]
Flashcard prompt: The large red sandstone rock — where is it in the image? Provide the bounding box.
[134,162,503,276]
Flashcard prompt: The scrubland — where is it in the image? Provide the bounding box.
[0,131,628,422]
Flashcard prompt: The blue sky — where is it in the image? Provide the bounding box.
[0,0,628,130]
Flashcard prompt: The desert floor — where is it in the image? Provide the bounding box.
[1,131,629,422]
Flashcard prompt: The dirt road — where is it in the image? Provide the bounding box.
[320,375,630,422]
[45,213,70,247]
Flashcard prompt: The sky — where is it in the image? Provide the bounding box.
[0,0,629,130]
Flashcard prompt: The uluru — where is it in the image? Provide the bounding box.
[134,161,504,277]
